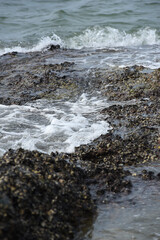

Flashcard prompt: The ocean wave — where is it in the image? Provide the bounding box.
[0,27,159,56]
[67,26,160,49]
[0,34,64,56]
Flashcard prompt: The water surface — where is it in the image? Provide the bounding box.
[0,0,160,69]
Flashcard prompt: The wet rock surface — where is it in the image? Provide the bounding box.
[0,49,160,239]
[0,149,95,240]
[0,49,88,105]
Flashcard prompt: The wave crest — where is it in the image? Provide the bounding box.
[0,34,64,56]
[0,26,159,55]
[67,26,160,49]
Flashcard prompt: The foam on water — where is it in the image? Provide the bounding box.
[67,26,160,49]
[0,93,111,156]
[0,26,159,54]
[1,26,159,69]
[0,34,64,56]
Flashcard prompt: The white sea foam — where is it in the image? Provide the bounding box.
[0,34,64,56]
[0,27,160,69]
[0,94,111,156]
[67,27,160,49]
[0,27,159,56]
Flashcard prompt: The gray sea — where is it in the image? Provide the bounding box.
[0,0,160,239]
[0,0,160,68]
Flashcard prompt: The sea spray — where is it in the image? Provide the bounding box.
[0,34,64,56]
[0,26,160,56]
[67,26,160,49]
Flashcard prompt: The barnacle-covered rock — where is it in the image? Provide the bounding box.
[0,148,95,240]
[0,49,159,238]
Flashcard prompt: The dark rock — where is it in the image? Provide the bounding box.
[0,149,95,240]
[48,44,61,51]
[0,49,159,238]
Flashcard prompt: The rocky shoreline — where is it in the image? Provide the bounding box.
[0,47,160,239]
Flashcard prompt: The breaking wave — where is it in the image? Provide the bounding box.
[67,26,160,49]
[0,26,160,56]
[0,34,64,56]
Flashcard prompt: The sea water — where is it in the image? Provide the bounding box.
[86,165,160,240]
[0,93,110,156]
[0,0,160,239]
[0,0,160,68]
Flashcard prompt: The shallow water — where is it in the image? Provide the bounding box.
[0,93,110,156]
[46,45,160,70]
[84,163,160,240]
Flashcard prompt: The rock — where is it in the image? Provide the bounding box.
[0,149,95,240]
[48,44,61,51]
[0,49,159,238]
